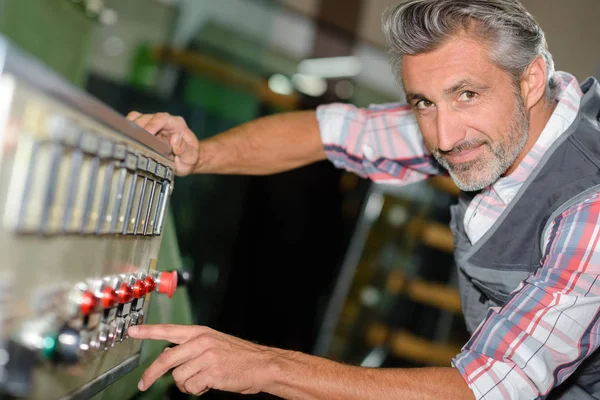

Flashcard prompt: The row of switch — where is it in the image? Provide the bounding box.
[9,115,174,236]
[16,270,178,367]
[72,271,174,317]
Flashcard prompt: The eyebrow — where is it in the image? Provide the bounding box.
[405,92,427,105]
[443,78,489,96]
[405,79,491,105]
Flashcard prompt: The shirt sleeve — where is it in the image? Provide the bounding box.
[452,192,600,399]
[316,102,445,184]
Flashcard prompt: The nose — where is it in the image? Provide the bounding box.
[436,108,465,152]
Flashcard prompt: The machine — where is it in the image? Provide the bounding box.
[0,35,180,399]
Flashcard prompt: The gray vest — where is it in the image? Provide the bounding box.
[450,77,600,399]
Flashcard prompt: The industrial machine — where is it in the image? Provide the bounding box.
[0,35,179,399]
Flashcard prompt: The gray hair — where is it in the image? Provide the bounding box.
[382,0,559,103]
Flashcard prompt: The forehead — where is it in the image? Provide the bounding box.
[401,36,506,93]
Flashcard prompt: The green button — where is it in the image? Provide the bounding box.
[41,335,57,360]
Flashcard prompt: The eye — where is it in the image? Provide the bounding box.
[458,91,477,101]
[416,99,434,110]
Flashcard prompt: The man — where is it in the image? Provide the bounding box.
[126,0,600,398]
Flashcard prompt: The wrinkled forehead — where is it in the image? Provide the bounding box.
[400,36,506,96]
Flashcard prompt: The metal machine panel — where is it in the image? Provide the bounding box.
[0,35,179,400]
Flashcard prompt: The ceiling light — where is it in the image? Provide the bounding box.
[268,74,294,95]
[297,56,362,78]
[292,74,327,97]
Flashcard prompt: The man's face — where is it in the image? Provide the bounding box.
[401,35,529,191]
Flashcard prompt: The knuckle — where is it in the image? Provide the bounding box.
[195,333,214,348]
[210,365,224,379]
[184,379,198,394]
[145,114,164,128]
[203,372,218,389]
[172,367,185,383]
[175,382,188,394]
[193,325,207,334]
[203,348,220,363]
[196,326,212,335]
[155,350,174,368]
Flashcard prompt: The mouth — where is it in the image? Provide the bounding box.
[443,144,484,165]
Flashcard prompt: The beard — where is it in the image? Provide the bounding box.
[432,94,530,192]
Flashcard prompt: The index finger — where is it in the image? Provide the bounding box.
[128,324,205,344]
[138,341,197,391]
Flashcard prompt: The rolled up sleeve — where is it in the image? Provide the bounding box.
[453,192,600,399]
[316,102,445,184]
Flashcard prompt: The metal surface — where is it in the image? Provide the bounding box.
[0,37,172,159]
[60,355,140,400]
[0,35,176,399]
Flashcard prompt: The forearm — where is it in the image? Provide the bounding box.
[264,351,473,400]
[195,111,325,175]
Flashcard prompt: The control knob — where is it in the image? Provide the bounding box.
[152,270,178,298]
[54,326,81,365]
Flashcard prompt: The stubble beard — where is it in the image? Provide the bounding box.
[433,95,530,192]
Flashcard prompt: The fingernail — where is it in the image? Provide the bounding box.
[128,326,139,335]
[138,379,145,391]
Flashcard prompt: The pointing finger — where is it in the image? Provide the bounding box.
[128,324,205,344]
[138,341,198,391]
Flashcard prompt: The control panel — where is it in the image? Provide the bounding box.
[0,36,179,399]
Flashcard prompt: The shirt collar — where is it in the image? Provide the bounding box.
[492,71,584,204]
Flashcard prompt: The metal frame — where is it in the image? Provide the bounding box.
[313,183,384,356]
[59,355,140,400]
[0,33,176,399]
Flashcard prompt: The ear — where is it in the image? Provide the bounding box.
[519,56,547,110]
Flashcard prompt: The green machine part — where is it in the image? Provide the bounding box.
[0,0,93,86]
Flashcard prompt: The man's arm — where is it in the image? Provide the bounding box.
[453,192,600,398]
[128,102,445,180]
[127,324,473,399]
[267,351,472,400]
[127,110,324,176]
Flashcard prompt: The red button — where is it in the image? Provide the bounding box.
[80,291,98,316]
[158,271,178,298]
[132,279,146,298]
[117,282,133,304]
[144,276,156,293]
[101,286,118,309]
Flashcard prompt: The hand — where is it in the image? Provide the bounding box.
[126,112,199,176]
[128,324,284,396]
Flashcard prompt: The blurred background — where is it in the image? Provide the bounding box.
[1,0,598,399]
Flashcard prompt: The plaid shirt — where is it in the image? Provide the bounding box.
[317,72,598,399]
